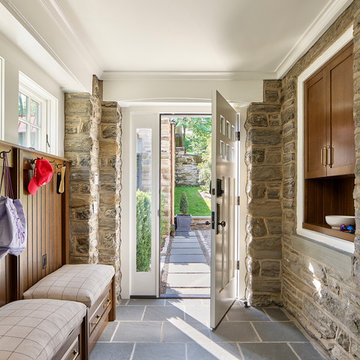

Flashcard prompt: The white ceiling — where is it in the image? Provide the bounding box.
[60,0,330,73]
[0,0,352,91]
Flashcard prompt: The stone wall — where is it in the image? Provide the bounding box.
[245,80,283,306]
[175,148,201,186]
[161,118,171,239]
[65,77,123,301]
[64,92,100,264]
[279,2,360,358]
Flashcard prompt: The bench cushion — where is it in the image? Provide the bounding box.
[23,264,114,307]
[0,299,86,360]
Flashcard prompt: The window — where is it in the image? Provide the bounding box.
[18,72,58,154]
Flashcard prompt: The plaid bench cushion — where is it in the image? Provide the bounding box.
[23,264,114,307]
[0,299,86,360]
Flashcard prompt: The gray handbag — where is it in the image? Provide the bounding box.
[0,152,27,259]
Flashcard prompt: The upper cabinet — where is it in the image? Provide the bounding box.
[304,41,355,179]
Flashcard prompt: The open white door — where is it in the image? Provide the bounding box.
[210,91,238,328]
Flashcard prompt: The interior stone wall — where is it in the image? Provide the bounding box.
[245,80,283,306]
[279,2,360,358]
[65,77,123,301]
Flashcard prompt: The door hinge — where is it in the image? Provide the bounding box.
[236,131,240,141]
[236,260,240,270]
[236,196,240,206]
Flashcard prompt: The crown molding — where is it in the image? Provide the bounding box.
[101,71,277,81]
[276,0,353,78]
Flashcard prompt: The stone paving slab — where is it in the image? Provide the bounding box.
[169,254,207,263]
[165,287,210,296]
[172,243,200,248]
[167,273,210,287]
[168,263,210,273]
[170,248,203,255]
[172,238,199,243]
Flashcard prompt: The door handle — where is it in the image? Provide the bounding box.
[327,145,333,167]
[321,146,327,167]
[218,221,226,227]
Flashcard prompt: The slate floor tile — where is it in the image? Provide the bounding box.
[226,306,270,321]
[113,321,161,342]
[143,305,185,321]
[210,321,259,342]
[98,321,118,341]
[290,343,325,359]
[127,299,166,306]
[252,321,308,342]
[116,306,145,320]
[169,255,206,263]
[132,343,185,360]
[90,343,134,360]
[239,343,299,360]
[162,322,206,343]
[263,307,290,321]
[187,343,242,360]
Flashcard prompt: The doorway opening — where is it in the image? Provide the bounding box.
[159,114,212,298]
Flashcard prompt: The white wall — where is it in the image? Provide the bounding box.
[0,31,64,155]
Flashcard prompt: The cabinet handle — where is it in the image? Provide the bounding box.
[90,314,101,327]
[327,146,333,167]
[321,147,327,167]
[71,350,79,360]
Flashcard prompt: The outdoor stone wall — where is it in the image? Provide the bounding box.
[245,80,282,306]
[65,77,123,301]
[279,2,360,358]
[175,148,201,186]
[161,118,171,239]
[64,92,100,264]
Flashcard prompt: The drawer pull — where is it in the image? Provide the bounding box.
[90,314,101,327]
[103,299,111,309]
[71,350,79,360]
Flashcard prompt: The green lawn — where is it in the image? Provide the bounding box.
[175,186,211,216]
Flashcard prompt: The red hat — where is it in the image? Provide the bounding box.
[28,159,54,195]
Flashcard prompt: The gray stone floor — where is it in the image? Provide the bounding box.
[164,231,210,297]
[91,299,325,360]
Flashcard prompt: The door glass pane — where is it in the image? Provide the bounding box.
[30,99,40,126]
[18,121,27,147]
[136,128,152,272]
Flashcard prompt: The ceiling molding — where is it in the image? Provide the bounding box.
[101,71,277,81]
[275,0,353,79]
[37,0,102,76]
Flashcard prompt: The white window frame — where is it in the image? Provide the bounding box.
[18,72,58,155]
[0,56,4,140]
[296,27,354,254]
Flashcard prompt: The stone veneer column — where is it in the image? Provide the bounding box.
[245,80,283,305]
[65,92,100,264]
[98,102,122,299]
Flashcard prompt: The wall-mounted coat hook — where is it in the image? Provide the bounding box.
[0,150,11,159]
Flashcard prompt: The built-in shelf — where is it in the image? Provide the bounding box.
[303,222,354,242]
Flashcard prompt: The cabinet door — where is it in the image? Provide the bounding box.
[304,70,327,179]
[327,43,355,176]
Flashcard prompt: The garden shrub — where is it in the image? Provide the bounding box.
[180,192,189,215]
[136,190,152,272]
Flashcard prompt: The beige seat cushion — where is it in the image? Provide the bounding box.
[23,264,114,307]
[0,299,86,360]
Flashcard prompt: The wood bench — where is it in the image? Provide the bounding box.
[0,299,88,360]
[22,264,116,353]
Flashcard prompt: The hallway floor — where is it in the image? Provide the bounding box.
[161,231,210,297]
[91,299,325,360]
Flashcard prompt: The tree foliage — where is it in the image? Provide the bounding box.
[179,192,189,215]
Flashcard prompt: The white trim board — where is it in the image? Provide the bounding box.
[296,26,354,254]
[0,56,4,140]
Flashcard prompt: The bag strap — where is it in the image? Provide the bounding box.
[0,153,14,199]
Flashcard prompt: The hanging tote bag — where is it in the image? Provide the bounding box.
[0,152,27,259]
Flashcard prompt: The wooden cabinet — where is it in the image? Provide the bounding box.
[305,41,355,179]
[303,41,355,242]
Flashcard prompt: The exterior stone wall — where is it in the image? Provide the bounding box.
[245,80,282,306]
[65,77,123,301]
[175,148,201,186]
[279,2,360,358]
[161,118,171,239]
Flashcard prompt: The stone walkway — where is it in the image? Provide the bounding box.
[163,231,210,297]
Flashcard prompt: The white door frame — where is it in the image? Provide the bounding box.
[129,112,160,296]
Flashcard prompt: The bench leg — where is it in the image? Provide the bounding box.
[109,276,116,321]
